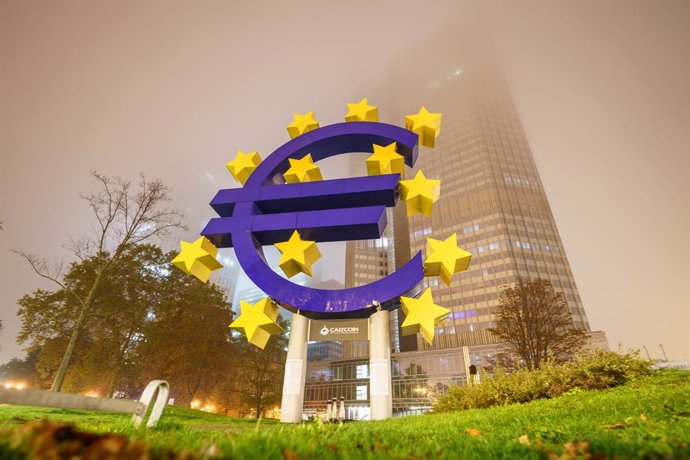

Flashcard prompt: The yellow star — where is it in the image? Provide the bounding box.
[424,233,472,286]
[405,107,442,148]
[345,98,378,122]
[225,150,262,185]
[399,170,440,217]
[366,142,405,177]
[275,230,321,278]
[229,297,285,349]
[171,236,223,283]
[400,288,450,345]
[283,153,323,183]
[286,111,320,139]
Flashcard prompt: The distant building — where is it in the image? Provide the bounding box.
[307,341,343,362]
[304,31,609,417]
[235,284,266,307]
[351,34,606,353]
[583,331,610,353]
[211,258,240,303]
[651,361,690,370]
[163,220,241,303]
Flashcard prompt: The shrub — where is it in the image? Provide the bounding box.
[567,349,652,390]
[434,350,651,413]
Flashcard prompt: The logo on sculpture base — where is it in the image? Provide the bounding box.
[310,319,369,341]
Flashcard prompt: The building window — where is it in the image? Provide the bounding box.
[411,227,432,238]
[356,385,368,400]
[515,240,532,249]
[463,224,480,234]
[356,364,369,379]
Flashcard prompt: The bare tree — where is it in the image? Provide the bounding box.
[488,278,586,370]
[15,172,183,392]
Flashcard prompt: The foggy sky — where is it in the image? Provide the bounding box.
[1,0,688,364]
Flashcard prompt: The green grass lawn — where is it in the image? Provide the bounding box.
[1,369,688,459]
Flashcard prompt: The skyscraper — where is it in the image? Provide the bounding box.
[347,36,605,353]
[304,33,607,418]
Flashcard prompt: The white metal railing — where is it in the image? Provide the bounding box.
[0,380,169,428]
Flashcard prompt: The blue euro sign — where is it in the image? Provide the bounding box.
[202,122,424,319]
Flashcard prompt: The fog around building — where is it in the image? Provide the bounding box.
[1,0,688,363]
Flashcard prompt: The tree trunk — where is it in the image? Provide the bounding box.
[106,328,135,397]
[105,359,123,398]
[50,305,87,392]
[50,273,101,392]
[256,400,262,419]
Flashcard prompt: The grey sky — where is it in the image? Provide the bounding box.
[1,0,688,364]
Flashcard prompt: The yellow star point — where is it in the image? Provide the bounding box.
[405,106,442,148]
[229,298,284,349]
[366,142,405,177]
[286,111,320,139]
[225,150,262,185]
[275,230,321,278]
[345,98,378,122]
[424,233,472,286]
[400,288,450,345]
[171,236,223,283]
[283,153,323,183]
[399,170,440,217]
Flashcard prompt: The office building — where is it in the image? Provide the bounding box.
[304,33,608,417]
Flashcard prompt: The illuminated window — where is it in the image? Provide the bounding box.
[463,224,480,234]
[356,385,368,400]
[356,364,369,379]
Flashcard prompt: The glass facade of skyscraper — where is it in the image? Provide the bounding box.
[343,56,600,353]
[402,62,592,351]
[305,39,608,417]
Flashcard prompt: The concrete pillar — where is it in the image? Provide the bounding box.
[280,312,309,423]
[369,309,392,420]
[462,345,471,384]
[338,397,345,421]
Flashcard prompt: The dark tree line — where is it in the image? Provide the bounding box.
[6,173,285,417]
[11,242,286,416]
